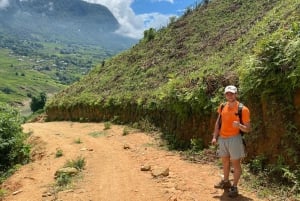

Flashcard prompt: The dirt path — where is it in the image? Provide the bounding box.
[1,122,266,201]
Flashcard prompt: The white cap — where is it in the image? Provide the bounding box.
[224,85,237,94]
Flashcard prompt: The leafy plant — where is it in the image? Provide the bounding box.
[0,103,30,172]
[0,188,6,199]
[103,122,111,130]
[143,28,156,42]
[249,155,267,174]
[55,149,63,158]
[64,156,86,171]
[190,138,204,152]
[30,92,47,112]
[55,156,86,188]
[56,172,72,187]
[74,138,82,144]
[122,127,130,136]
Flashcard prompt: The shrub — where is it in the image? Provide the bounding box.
[74,138,82,144]
[64,156,86,171]
[55,149,63,158]
[0,103,30,172]
[122,127,130,136]
[143,28,156,42]
[104,122,111,130]
[30,92,47,112]
[55,156,86,188]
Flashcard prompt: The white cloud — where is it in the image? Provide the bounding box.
[0,0,174,38]
[151,0,174,3]
[83,0,175,39]
[0,0,9,9]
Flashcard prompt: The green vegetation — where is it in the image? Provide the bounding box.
[30,92,47,112]
[45,0,300,199]
[64,156,86,171]
[74,138,82,144]
[0,188,6,200]
[0,32,113,106]
[55,156,86,188]
[88,131,107,138]
[122,127,130,136]
[0,103,30,181]
[241,160,300,200]
[103,121,111,130]
[0,47,64,104]
[55,149,64,158]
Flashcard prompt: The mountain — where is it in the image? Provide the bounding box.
[46,0,300,171]
[0,0,136,50]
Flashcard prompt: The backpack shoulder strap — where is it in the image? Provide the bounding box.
[218,103,226,129]
[220,102,226,112]
[238,102,244,124]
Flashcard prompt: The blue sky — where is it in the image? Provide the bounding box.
[84,0,202,39]
[132,0,198,15]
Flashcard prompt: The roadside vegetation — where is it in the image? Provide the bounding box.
[54,156,86,191]
[0,103,31,199]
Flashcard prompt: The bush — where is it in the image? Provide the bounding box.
[64,156,86,171]
[143,28,156,42]
[0,103,30,172]
[104,122,111,130]
[30,92,47,112]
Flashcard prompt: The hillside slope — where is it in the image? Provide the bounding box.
[46,0,300,169]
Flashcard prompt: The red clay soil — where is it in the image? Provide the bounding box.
[1,122,267,201]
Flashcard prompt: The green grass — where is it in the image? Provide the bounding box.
[73,138,82,144]
[0,48,64,103]
[103,122,111,130]
[0,34,113,107]
[55,156,86,189]
[88,131,107,138]
[0,188,6,199]
[122,127,130,136]
[55,149,63,158]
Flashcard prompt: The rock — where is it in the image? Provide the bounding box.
[123,144,130,149]
[12,190,23,195]
[140,165,151,171]
[151,167,169,177]
[80,148,93,151]
[55,167,79,178]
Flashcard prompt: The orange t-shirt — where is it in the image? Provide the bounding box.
[218,101,250,138]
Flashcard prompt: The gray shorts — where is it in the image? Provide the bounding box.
[217,134,245,160]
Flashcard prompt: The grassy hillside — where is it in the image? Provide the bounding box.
[47,0,300,175]
[0,32,116,110]
[0,48,63,101]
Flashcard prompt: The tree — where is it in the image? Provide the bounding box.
[143,28,156,42]
[30,92,47,112]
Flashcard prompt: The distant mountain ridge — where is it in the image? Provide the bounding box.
[0,0,136,49]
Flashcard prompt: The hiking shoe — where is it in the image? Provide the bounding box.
[214,180,231,189]
[228,186,238,197]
